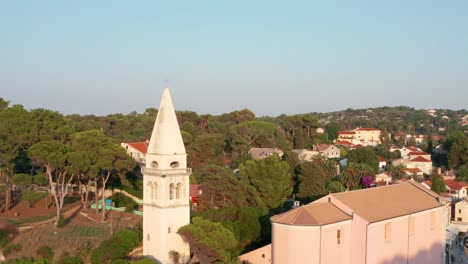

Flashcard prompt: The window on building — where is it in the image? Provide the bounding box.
[153,183,158,200]
[176,183,182,199]
[168,227,171,233]
[146,182,153,200]
[459,209,462,214]
[385,223,392,241]
[337,229,342,245]
[169,183,174,200]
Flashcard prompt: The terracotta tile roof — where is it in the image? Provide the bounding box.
[407,146,421,152]
[271,202,351,226]
[331,181,442,223]
[405,168,422,173]
[339,131,356,135]
[410,156,431,162]
[409,151,430,156]
[423,180,432,187]
[376,171,391,178]
[189,184,202,197]
[378,156,386,162]
[126,141,149,154]
[316,144,331,152]
[444,180,468,191]
[335,140,353,146]
[355,128,380,131]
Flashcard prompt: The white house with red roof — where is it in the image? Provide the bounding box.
[390,146,421,159]
[444,180,468,200]
[337,128,382,147]
[404,167,423,177]
[378,156,386,171]
[375,171,392,185]
[121,141,149,165]
[407,151,433,175]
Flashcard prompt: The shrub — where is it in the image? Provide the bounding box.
[3,243,22,256]
[0,230,11,248]
[36,245,53,260]
[90,247,104,264]
[21,190,47,207]
[111,193,137,209]
[91,229,143,264]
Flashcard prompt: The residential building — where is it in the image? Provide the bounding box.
[407,156,432,175]
[189,184,202,207]
[239,245,271,264]
[404,168,424,177]
[314,144,340,159]
[390,146,421,160]
[378,156,386,171]
[270,181,446,264]
[337,128,382,147]
[444,180,468,200]
[375,171,392,185]
[440,170,456,180]
[121,141,149,165]
[454,200,468,222]
[248,147,284,160]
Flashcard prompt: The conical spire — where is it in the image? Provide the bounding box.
[147,88,186,155]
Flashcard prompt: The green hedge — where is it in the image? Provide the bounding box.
[90,228,142,264]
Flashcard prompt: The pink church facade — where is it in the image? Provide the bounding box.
[271,181,447,264]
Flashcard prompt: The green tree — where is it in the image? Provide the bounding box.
[198,206,262,252]
[431,175,446,194]
[178,217,238,264]
[0,104,31,211]
[340,163,374,190]
[28,140,74,227]
[296,156,337,203]
[445,132,467,170]
[239,155,292,210]
[325,122,340,140]
[347,147,379,174]
[388,164,406,180]
[198,169,262,210]
[228,121,277,155]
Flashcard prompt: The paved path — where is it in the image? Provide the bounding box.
[449,235,468,264]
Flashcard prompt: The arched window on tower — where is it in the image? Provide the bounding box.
[169,183,175,200]
[152,183,158,200]
[146,181,153,201]
[176,183,182,199]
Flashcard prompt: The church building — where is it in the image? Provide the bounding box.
[142,88,191,263]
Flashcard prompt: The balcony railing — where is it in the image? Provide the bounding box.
[141,167,192,176]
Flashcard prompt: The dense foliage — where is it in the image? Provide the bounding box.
[0,97,466,262]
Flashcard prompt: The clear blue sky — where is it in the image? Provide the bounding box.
[1,1,467,117]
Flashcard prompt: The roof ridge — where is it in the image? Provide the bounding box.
[407,181,442,202]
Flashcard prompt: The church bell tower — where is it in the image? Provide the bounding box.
[142,88,191,263]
